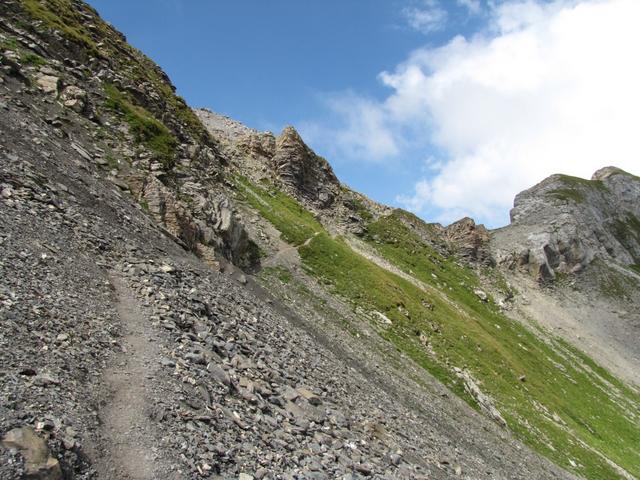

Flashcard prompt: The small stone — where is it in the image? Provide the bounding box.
[208,364,231,386]
[184,352,206,365]
[473,289,488,302]
[355,463,373,476]
[56,333,69,342]
[59,85,87,113]
[160,264,175,273]
[296,387,322,406]
[33,373,60,386]
[160,357,176,368]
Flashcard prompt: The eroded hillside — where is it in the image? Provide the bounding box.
[1,1,639,480]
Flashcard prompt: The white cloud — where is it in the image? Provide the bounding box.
[323,0,640,226]
[403,0,449,33]
[299,93,399,162]
[457,0,483,15]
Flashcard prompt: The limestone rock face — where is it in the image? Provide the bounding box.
[139,176,257,269]
[236,131,276,160]
[492,168,640,282]
[446,217,494,266]
[271,126,340,208]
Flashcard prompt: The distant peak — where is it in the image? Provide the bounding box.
[278,125,303,142]
[591,166,632,181]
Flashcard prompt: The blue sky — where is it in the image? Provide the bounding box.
[87,0,640,227]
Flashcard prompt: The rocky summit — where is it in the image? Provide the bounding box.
[1,2,639,480]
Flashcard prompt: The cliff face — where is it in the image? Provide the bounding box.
[492,167,640,282]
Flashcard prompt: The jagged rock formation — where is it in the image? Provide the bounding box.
[445,217,494,266]
[196,109,341,209]
[271,126,340,208]
[492,168,640,282]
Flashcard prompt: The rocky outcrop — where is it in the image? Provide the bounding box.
[271,126,340,208]
[492,168,640,282]
[137,176,258,269]
[446,217,494,266]
[195,110,341,209]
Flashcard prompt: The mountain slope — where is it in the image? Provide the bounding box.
[491,168,640,387]
[197,110,640,479]
[0,1,639,480]
[226,168,640,480]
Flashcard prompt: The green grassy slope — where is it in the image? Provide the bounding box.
[236,177,640,480]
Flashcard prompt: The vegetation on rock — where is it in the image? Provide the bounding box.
[103,83,177,167]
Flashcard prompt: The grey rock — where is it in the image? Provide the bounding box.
[59,85,87,113]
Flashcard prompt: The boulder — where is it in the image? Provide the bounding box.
[35,74,59,95]
[1,427,62,480]
[446,217,494,266]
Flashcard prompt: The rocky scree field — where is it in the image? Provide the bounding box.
[1,1,639,480]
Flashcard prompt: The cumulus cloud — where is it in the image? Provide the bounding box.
[403,0,449,33]
[321,0,640,226]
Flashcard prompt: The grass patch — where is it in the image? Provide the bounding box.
[546,174,611,203]
[0,36,20,51]
[556,174,608,191]
[260,266,292,285]
[0,35,46,66]
[547,188,585,203]
[234,176,322,246]
[240,178,640,479]
[20,51,46,66]
[21,0,97,51]
[104,83,177,168]
[349,195,373,222]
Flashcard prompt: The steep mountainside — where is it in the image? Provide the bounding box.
[491,168,640,387]
[1,2,639,480]
[493,167,640,281]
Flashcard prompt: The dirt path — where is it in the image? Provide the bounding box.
[262,231,320,268]
[92,276,161,480]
